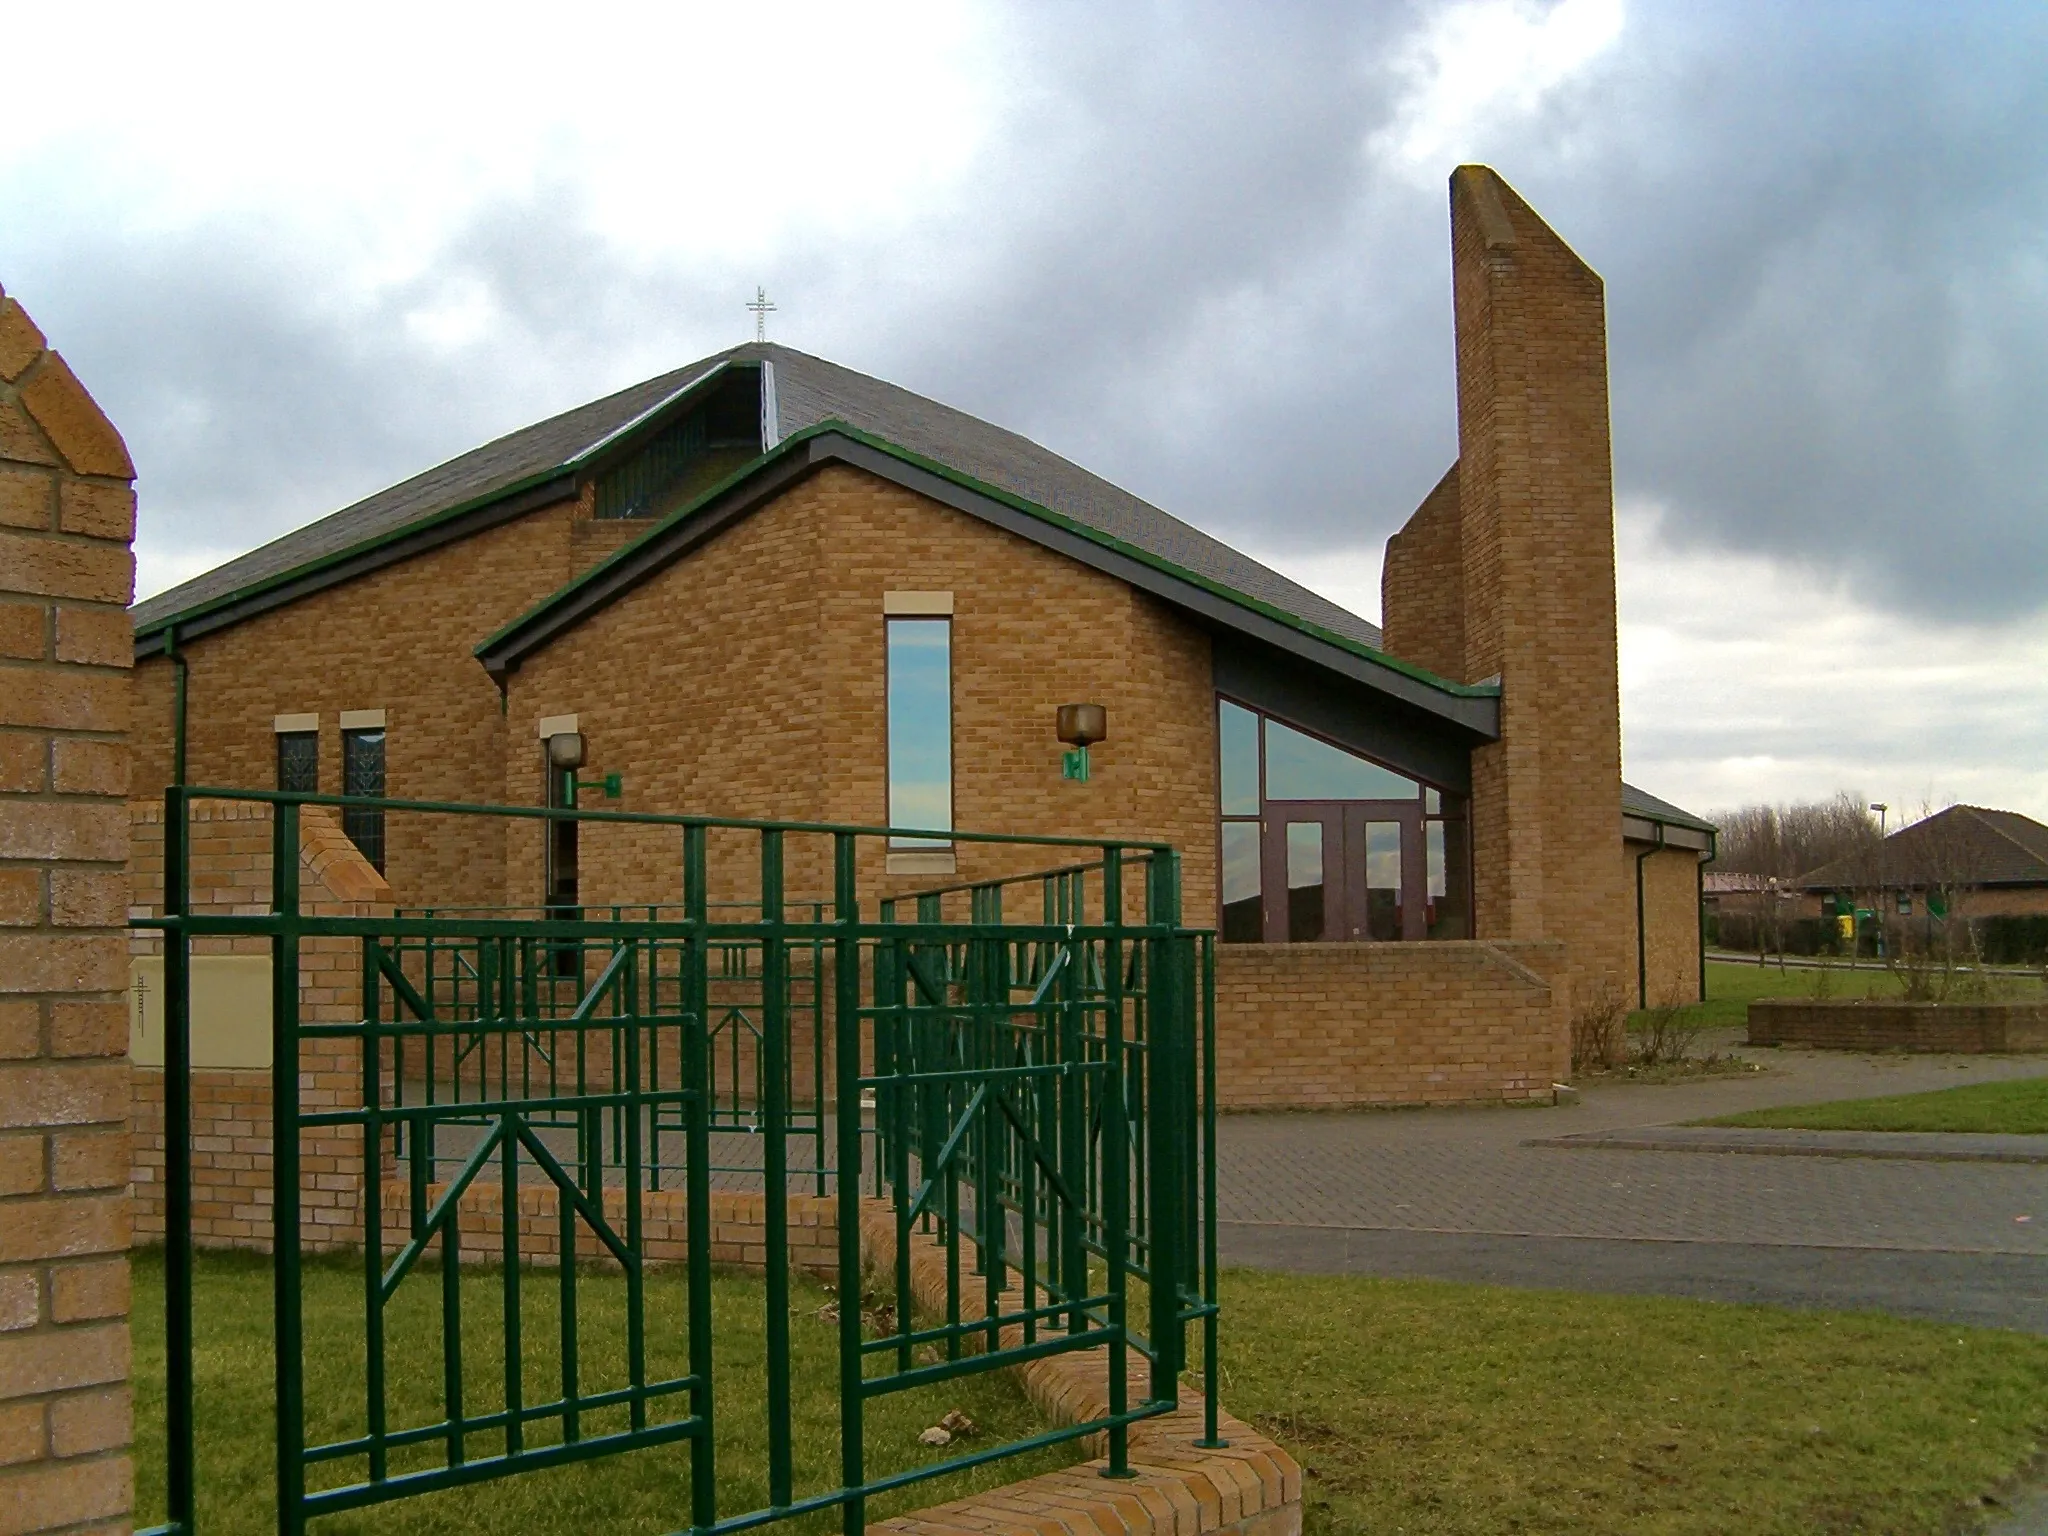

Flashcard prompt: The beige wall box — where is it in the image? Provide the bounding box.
[886,850,957,876]
[129,955,274,1070]
[339,709,386,730]
[272,713,318,733]
[882,591,954,616]
[536,714,580,739]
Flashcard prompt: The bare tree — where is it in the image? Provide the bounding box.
[1708,791,1881,959]
[1710,791,1879,882]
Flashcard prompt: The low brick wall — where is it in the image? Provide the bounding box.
[1213,940,1568,1108]
[1748,999,2048,1053]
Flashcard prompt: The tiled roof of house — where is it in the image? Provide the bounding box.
[1796,805,2048,889]
[1622,783,1718,835]
[132,344,1384,652]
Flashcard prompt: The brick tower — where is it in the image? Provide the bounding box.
[1382,165,1632,1018]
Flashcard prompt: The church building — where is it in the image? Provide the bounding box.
[128,166,1713,1107]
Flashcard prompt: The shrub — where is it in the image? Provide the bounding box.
[1571,977,1627,1074]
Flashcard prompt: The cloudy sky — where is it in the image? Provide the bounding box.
[5,0,2046,823]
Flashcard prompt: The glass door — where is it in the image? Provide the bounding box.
[1342,802,1426,941]
[1261,804,1344,942]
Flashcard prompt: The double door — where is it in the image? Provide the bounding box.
[1260,800,1425,943]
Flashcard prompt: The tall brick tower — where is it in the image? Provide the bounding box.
[1382,165,1632,1016]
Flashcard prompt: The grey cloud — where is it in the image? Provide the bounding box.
[4,0,2045,627]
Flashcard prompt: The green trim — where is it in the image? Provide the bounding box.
[132,362,753,647]
[477,419,1498,706]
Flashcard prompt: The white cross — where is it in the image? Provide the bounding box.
[746,286,777,343]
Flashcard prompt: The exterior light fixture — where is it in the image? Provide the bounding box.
[544,730,620,798]
[1056,704,1107,782]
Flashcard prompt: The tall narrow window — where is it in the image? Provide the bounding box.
[341,727,386,874]
[276,731,318,794]
[886,618,952,847]
[543,750,580,978]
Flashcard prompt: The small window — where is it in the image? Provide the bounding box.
[1219,701,1260,815]
[341,728,386,874]
[1896,891,1912,915]
[276,731,318,794]
[886,617,952,848]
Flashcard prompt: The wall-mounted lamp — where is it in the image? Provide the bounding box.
[544,730,620,798]
[1056,703,1107,782]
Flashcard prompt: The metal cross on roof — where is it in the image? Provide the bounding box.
[746,286,776,342]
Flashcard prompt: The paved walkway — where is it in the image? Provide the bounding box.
[1215,1033,2048,1330]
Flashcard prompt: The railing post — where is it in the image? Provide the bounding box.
[759,829,793,1509]
[682,825,717,1534]
[832,834,866,1534]
[272,798,307,1536]
[1196,931,1225,1447]
[162,785,195,1536]
[1145,852,1187,1406]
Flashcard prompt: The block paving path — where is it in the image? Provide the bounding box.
[1214,1033,2048,1332]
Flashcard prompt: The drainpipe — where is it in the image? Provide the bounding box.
[1635,825,1664,1010]
[165,623,188,788]
[1697,835,1712,1002]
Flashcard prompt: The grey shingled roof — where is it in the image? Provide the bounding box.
[132,343,1385,652]
[1797,805,2048,890]
[129,361,725,631]
[1622,782,1717,834]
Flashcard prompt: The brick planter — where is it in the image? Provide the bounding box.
[1748,999,2048,1053]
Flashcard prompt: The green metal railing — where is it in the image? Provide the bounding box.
[136,787,1220,1536]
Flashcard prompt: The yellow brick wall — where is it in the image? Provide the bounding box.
[127,798,392,1252]
[503,464,1219,920]
[1379,463,1464,682]
[1212,939,1567,1108]
[1626,845,1704,1007]
[130,493,586,912]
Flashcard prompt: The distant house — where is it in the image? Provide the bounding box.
[1793,805,2048,922]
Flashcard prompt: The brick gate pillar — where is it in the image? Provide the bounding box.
[0,281,140,1534]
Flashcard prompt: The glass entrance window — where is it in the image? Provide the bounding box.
[1217,698,1469,944]
[1286,822,1326,942]
[1364,820,1401,941]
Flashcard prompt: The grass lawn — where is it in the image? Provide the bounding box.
[1702,1075,2048,1135]
[137,1250,2048,1535]
[1219,1270,2048,1536]
[132,1250,1080,1536]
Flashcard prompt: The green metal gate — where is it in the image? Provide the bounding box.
[138,787,1219,1536]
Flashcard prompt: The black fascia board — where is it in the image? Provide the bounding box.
[134,472,579,660]
[478,431,1502,742]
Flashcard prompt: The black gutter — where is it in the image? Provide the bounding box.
[1635,828,1662,1010]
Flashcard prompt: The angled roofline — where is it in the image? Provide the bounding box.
[131,360,758,658]
[475,420,1502,738]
